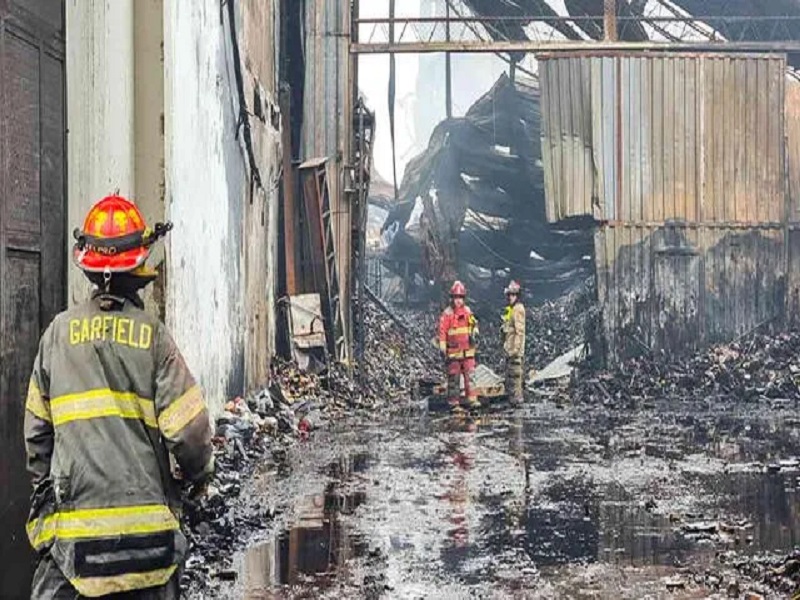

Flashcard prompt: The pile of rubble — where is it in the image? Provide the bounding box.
[574,330,800,407]
[181,295,439,592]
[729,549,800,598]
[181,394,291,590]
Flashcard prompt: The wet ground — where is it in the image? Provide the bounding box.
[199,396,800,599]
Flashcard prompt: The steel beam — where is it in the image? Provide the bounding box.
[355,16,800,25]
[351,40,800,54]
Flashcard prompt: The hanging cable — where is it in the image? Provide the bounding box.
[223,0,264,194]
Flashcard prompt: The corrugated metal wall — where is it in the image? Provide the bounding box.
[786,81,800,322]
[540,53,790,363]
[302,0,354,360]
[541,54,786,224]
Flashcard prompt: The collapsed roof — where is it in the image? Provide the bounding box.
[380,73,593,302]
[461,0,800,67]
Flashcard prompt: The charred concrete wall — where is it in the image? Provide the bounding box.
[68,1,282,416]
[164,0,246,412]
[164,0,281,414]
[239,0,282,396]
[540,53,791,364]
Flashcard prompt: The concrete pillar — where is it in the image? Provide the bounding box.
[134,0,166,317]
[66,0,136,304]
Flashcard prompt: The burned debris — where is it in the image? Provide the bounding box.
[376,73,594,306]
[182,295,439,593]
[573,330,800,408]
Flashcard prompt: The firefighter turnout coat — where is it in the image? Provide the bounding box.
[24,291,213,597]
[502,302,526,358]
[438,305,479,360]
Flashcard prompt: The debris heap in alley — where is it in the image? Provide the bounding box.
[181,294,437,593]
[574,329,800,407]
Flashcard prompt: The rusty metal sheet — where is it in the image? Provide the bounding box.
[289,294,327,350]
[787,82,800,222]
[540,53,786,227]
[596,223,786,364]
[301,0,354,360]
[280,88,299,296]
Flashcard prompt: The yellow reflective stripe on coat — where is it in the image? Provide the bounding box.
[158,385,205,438]
[26,380,51,423]
[71,566,177,598]
[447,327,471,336]
[26,513,56,550]
[50,389,157,428]
[27,504,179,550]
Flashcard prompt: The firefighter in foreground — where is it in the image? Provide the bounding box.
[502,280,526,405]
[438,281,480,409]
[24,195,214,599]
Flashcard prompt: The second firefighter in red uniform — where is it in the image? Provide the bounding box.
[438,281,480,409]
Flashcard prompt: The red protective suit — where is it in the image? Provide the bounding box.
[438,305,479,406]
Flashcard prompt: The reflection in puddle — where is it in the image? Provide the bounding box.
[237,406,800,597]
[241,456,368,598]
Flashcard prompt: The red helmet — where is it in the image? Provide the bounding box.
[72,195,172,273]
[450,280,466,297]
[505,280,521,295]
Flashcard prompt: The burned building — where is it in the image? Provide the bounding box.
[539,52,798,364]
[379,73,594,304]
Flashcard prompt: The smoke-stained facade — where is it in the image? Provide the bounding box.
[68,0,283,416]
[539,53,792,363]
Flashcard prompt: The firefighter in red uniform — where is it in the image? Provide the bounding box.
[438,281,480,409]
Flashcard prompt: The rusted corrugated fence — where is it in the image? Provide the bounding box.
[540,53,794,363]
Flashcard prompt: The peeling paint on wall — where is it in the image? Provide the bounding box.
[164,0,247,414]
[69,0,283,416]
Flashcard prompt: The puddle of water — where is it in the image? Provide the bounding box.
[234,404,800,598]
[240,456,369,599]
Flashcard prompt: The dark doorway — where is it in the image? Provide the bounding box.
[0,0,66,596]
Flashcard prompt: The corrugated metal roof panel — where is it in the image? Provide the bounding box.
[540,53,786,227]
[788,81,800,222]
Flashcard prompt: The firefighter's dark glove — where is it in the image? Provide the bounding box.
[188,479,210,501]
[185,455,215,500]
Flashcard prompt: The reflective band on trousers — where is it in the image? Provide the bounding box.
[448,349,476,358]
[26,504,179,551]
[158,385,205,438]
[50,389,157,428]
[72,565,177,598]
